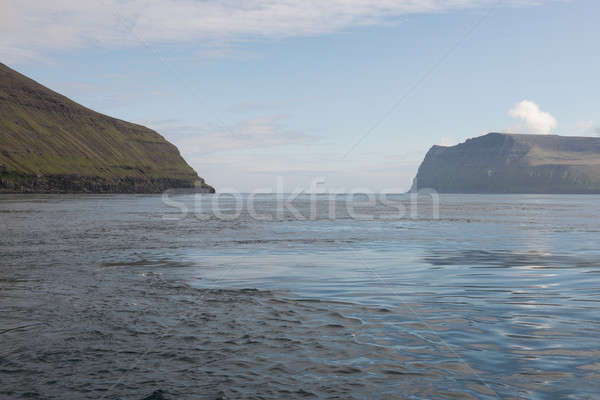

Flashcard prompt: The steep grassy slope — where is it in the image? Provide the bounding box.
[411,132,600,194]
[0,62,213,193]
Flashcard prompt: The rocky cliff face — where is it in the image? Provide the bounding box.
[0,63,214,193]
[411,132,600,194]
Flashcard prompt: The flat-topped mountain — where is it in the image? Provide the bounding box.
[411,132,600,194]
[0,63,214,193]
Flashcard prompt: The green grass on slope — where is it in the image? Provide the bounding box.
[0,62,200,183]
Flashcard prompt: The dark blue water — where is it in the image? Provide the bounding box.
[1,194,599,399]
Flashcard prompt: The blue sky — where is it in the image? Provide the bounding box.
[2,0,599,192]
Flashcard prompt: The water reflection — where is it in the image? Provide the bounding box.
[1,194,600,398]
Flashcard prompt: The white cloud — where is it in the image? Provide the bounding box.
[2,0,543,63]
[508,100,557,134]
[144,116,424,191]
[147,115,316,155]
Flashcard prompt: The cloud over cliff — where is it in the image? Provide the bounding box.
[508,100,557,134]
[1,0,546,63]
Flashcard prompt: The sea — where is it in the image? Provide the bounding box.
[1,193,599,399]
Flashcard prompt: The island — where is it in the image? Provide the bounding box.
[0,63,214,193]
[411,132,600,194]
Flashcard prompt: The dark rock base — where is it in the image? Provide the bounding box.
[0,172,215,194]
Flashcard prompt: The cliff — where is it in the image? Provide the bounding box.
[0,63,214,193]
[411,132,600,194]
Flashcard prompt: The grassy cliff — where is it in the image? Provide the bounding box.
[0,62,214,193]
[412,132,600,194]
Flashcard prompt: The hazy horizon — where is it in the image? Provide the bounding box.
[3,0,598,192]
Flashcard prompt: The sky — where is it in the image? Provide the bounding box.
[2,0,599,192]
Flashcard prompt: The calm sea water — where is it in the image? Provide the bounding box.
[1,194,599,399]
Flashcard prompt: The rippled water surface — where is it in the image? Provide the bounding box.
[1,194,600,399]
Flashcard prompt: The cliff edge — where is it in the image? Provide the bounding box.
[0,62,214,193]
[411,132,600,194]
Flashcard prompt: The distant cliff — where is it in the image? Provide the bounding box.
[411,132,600,194]
[0,63,214,193]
